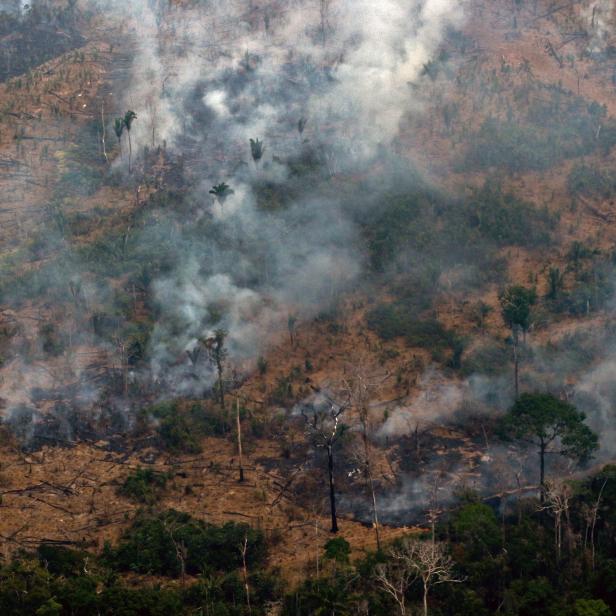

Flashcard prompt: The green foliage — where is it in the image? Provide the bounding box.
[461,341,509,377]
[574,599,612,616]
[465,180,554,247]
[118,467,170,504]
[547,267,564,300]
[38,323,64,357]
[367,304,459,357]
[451,503,501,556]
[123,110,137,132]
[499,392,598,464]
[500,285,537,332]
[250,138,265,162]
[146,401,228,453]
[462,86,616,173]
[568,164,616,200]
[106,510,266,577]
[209,182,234,200]
[282,575,357,616]
[323,537,351,564]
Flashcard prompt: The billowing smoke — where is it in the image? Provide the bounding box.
[90,0,466,394]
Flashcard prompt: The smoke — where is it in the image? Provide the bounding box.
[87,0,466,393]
[581,0,615,54]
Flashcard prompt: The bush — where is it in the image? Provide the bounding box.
[147,401,229,453]
[461,341,510,377]
[366,304,459,360]
[117,468,170,504]
[464,180,554,248]
[568,164,616,200]
[106,510,267,577]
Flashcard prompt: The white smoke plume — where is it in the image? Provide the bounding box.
[89,0,466,392]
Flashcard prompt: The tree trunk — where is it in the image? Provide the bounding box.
[100,101,108,163]
[362,424,381,549]
[217,357,225,410]
[327,444,338,533]
[236,398,244,482]
[540,439,546,503]
[513,330,519,399]
[423,581,429,616]
[128,131,132,173]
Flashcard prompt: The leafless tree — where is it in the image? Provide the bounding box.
[376,538,463,616]
[341,359,389,549]
[240,534,252,615]
[540,479,573,560]
[301,396,348,533]
[236,397,245,482]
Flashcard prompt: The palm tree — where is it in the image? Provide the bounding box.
[114,117,124,159]
[209,182,234,205]
[250,138,265,163]
[123,110,137,172]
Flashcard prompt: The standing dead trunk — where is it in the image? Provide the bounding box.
[100,100,108,163]
[236,398,244,482]
[513,328,520,399]
[539,439,546,504]
[240,535,252,615]
[327,444,338,533]
[362,426,380,549]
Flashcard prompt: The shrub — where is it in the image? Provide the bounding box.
[117,468,170,504]
[147,401,229,453]
[366,304,459,360]
[106,510,266,577]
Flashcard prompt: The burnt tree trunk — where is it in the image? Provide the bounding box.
[327,444,338,533]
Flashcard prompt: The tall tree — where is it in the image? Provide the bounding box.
[204,329,227,411]
[114,117,124,159]
[499,285,536,398]
[301,398,348,533]
[342,360,387,550]
[123,110,137,173]
[499,393,598,502]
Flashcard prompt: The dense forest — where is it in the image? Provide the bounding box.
[0,0,615,613]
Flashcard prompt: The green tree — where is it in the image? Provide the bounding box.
[123,110,137,173]
[209,182,234,204]
[250,138,265,163]
[323,537,351,565]
[204,329,228,410]
[574,598,611,616]
[113,117,124,159]
[499,285,536,398]
[547,267,564,300]
[499,393,598,501]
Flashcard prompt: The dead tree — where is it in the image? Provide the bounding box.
[301,397,348,533]
[540,480,573,560]
[236,397,245,482]
[341,360,389,549]
[240,534,252,615]
[376,538,463,616]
